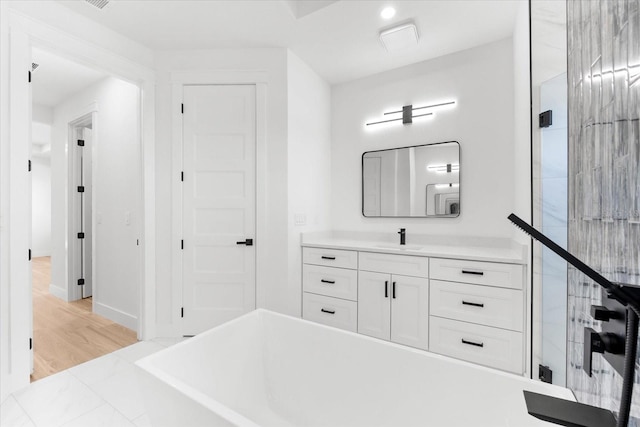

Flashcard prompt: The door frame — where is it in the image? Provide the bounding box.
[170,72,268,337]
[3,10,156,397]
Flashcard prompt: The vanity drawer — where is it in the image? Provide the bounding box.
[303,247,358,269]
[429,317,523,374]
[303,293,357,332]
[303,265,358,301]
[429,258,524,290]
[358,252,429,278]
[430,280,524,332]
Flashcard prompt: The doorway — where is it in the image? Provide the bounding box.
[29,47,141,381]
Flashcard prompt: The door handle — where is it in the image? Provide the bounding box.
[385,281,388,298]
[392,282,396,299]
[236,239,253,246]
[462,301,484,308]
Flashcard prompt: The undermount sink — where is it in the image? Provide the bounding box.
[375,244,423,251]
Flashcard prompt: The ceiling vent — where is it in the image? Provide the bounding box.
[85,0,109,9]
[379,23,419,52]
[31,63,39,72]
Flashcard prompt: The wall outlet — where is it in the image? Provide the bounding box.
[294,213,307,226]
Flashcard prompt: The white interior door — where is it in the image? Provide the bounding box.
[182,84,256,336]
[362,156,381,216]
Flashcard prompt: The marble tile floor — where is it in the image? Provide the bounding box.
[1,339,185,427]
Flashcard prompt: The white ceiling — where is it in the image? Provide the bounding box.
[31,48,109,107]
[56,0,522,84]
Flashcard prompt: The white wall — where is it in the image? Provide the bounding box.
[286,51,332,317]
[31,157,51,257]
[331,38,516,239]
[51,77,140,329]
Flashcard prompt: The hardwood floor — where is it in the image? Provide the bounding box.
[31,257,138,382]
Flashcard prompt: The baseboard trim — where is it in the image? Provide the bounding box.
[48,284,67,301]
[31,250,51,258]
[94,302,137,331]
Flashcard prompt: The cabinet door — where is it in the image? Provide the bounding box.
[358,271,391,341]
[390,275,429,350]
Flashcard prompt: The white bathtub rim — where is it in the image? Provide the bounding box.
[138,309,574,402]
[135,359,262,427]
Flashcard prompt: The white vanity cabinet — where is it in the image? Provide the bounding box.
[357,252,429,350]
[428,258,525,373]
[301,237,527,375]
[302,248,358,332]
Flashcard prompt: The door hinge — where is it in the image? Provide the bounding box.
[181,307,184,318]
[181,103,184,114]
[539,110,553,128]
[28,70,31,83]
[77,139,85,147]
[181,171,184,182]
[29,338,32,350]
[28,160,31,172]
[77,186,85,193]
[77,232,85,239]
[78,278,85,286]
[181,239,184,250]
[28,249,31,261]
[539,364,553,384]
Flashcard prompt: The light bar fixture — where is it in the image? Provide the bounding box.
[427,163,460,173]
[366,100,456,127]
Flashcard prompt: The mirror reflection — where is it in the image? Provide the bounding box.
[362,141,460,218]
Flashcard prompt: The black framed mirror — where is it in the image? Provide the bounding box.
[362,141,460,218]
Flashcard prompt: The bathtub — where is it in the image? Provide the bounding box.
[135,309,574,426]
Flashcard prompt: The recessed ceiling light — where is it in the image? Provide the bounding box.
[380,7,396,20]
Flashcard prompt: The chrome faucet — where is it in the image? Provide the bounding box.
[398,228,406,245]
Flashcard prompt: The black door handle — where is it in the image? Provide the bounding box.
[385,281,388,298]
[461,270,484,276]
[392,282,396,299]
[321,308,335,314]
[236,239,253,246]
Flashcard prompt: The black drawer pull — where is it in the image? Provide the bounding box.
[392,282,396,299]
[461,270,484,276]
[461,339,484,348]
[321,308,335,314]
[462,301,484,308]
[385,281,389,298]
[321,256,336,260]
[320,279,335,284]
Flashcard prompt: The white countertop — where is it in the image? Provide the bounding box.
[301,231,528,264]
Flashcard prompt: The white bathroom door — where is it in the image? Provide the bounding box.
[182,84,256,336]
[363,157,381,216]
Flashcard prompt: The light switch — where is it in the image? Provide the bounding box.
[294,213,307,226]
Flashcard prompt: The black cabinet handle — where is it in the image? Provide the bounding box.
[385,281,388,298]
[321,308,335,314]
[462,301,484,308]
[320,279,335,284]
[236,239,253,246]
[461,270,484,276]
[461,339,484,348]
[321,256,336,260]
[392,282,396,299]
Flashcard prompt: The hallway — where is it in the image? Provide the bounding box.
[31,257,138,381]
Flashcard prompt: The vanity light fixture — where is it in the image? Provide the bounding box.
[366,101,456,127]
[427,163,460,173]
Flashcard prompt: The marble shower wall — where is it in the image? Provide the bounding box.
[567,0,640,422]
